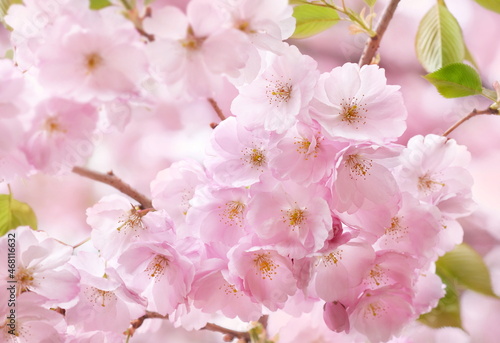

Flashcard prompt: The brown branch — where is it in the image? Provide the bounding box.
[202,323,251,342]
[358,0,401,66]
[126,311,251,342]
[208,98,227,122]
[72,166,153,209]
[442,107,499,137]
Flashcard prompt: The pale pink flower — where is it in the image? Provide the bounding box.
[0,118,31,183]
[204,116,274,187]
[190,258,263,321]
[218,0,295,52]
[0,292,66,343]
[144,1,250,98]
[247,178,332,258]
[65,330,124,343]
[227,242,297,311]
[397,134,475,218]
[117,241,195,315]
[231,44,319,133]
[311,63,407,144]
[331,144,401,214]
[348,286,415,343]
[323,301,350,333]
[0,226,80,305]
[66,252,146,333]
[37,18,147,101]
[187,185,251,245]
[151,159,208,237]
[269,121,341,185]
[87,194,175,260]
[22,97,98,174]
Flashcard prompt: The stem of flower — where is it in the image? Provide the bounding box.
[72,166,153,209]
[442,107,499,137]
[358,0,401,66]
[208,98,227,122]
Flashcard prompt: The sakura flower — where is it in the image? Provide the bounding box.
[0,292,66,343]
[117,241,195,315]
[314,241,375,305]
[150,159,208,237]
[37,16,147,101]
[310,63,407,144]
[204,116,274,187]
[231,44,319,133]
[227,242,297,311]
[269,121,341,185]
[331,144,401,214]
[88,194,175,260]
[324,301,350,333]
[22,97,98,174]
[144,1,250,98]
[66,252,146,333]
[396,134,475,218]
[0,118,31,183]
[0,226,80,305]
[190,258,262,321]
[218,0,295,52]
[246,178,332,259]
[187,185,251,246]
[348,286,415,343]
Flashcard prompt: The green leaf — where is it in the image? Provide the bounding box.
[415,3,465,72]
[291,4,340,39]
[363,0,377,7]
[89,0,112,10]
[424,63,483,98]
[436,243,498,297]
[0,194,37,236]
[473,0,500,14]
[419,276,462,328]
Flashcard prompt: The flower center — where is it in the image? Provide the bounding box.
[266,79,293,105]
[85,52,103,73]
[117,206,150,234]
[253,252,278,280]
[86,287,117,308]
[220,200,246,227]
[43,116,66,134]
[283,207,307,229]
[15,267,35,293]
[340,97,367,126]
[384,216,407,243]
[344,154,372,179]
[418,173,445,193]
[145,255,170,282]
[242,147,267,170]
[319,250,343,267]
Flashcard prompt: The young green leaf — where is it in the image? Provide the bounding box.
[415,3,465,72]
[436,243,498,298]
[0,194,38,236]
[89,0,112,10]
[291,4,340,39]
[424,63,483,98]
[473,0,500,14]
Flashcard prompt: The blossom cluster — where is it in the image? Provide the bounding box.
[0,0,476,342]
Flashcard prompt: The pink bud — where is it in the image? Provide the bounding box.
[323,301,350,333]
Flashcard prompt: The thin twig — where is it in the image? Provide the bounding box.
[208,98,227,122]
[442,107,499,137]
[72,166,153,209]
[358,0,401,66]
[202,322,251,342]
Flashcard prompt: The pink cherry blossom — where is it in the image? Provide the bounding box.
[310,63,407,144]
[0,59,27,118]
[227,242,297,311]
[396,134,475,219]
[117,241,195,315]
[87,194,174,260]
[246,178,332,258]
[269,121,341,185]
[204,116,274,187]
[66,252,146,333]
[231,44,319,133]
[22,97,98,174]
[0,226,80,305]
